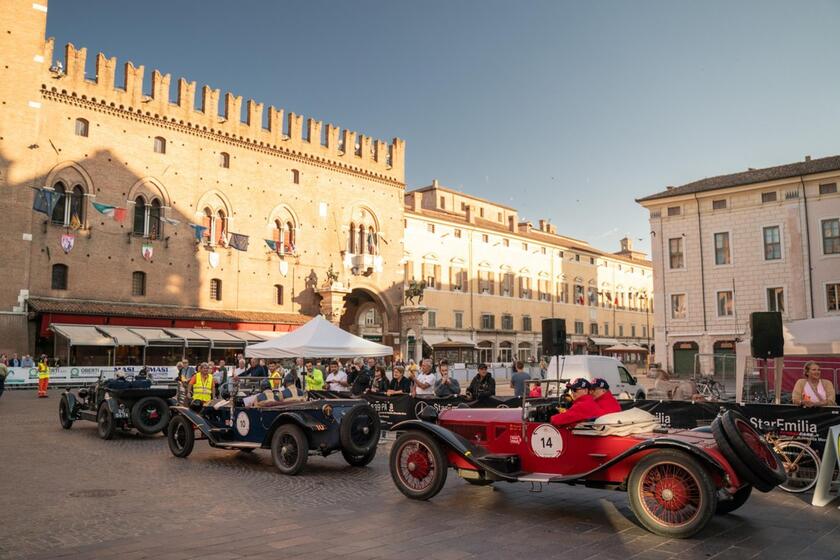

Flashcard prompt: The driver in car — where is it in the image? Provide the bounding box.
[591,378,621,414]
[550,378,603,428]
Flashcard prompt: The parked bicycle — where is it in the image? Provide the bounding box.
[695,375,725,400]
[765,432,821,493]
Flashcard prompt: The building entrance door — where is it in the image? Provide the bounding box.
[672,341,698,375]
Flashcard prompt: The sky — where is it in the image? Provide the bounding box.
[46,0,840,255]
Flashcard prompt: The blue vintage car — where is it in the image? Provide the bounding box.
[167,393,381,475]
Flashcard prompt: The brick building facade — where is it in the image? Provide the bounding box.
[0,0,406,358]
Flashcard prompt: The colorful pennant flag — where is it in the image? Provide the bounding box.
[189,224,208,241]
[228,232,249,252]
[69,213,81,230]
[32,188,60,217]
[264,239,277,252]
[92,201,127,222]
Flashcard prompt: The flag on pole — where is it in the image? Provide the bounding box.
[113,208,126,222]
[69,213,81,230]
[228,232,249,252]
[32,188,60,216]
[160,216,180,226]
[189,224,208,241]
[264,239,277,252]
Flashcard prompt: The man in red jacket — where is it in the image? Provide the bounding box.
[550,378,603,427]
[591,378,621,414]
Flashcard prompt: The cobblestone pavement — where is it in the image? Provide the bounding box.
[1,390,839,560]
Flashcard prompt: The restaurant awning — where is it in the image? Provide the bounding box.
[97,325,146,346]
[424,334,476,347]
[129,328,184,346]
[249,330,287,341]
[51,324,115,347]
[163,328,211,347]
[194,329,249,348]
[589,337,620,347]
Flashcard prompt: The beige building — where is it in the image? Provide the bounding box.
[0,0,406,360]
[403,181,654,365]
[637,155,840,375]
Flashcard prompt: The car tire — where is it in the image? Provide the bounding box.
[271,424,308,475]
[97,403,116,440]
[390,430,448,501]
[341,446,377,467]
[167,415,195,458]
[636,390,646,400]
[712,411,785,492]
[711,417,774,493]
[59,395,74,429]
[719,411,786,488]
[340,404,381,456]
[715,485,752,515]
[464,477,493,486]
[627,449,717,539]
[131,396,170,435]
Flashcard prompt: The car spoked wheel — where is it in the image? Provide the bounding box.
[271,424,308,475]
[97,403,116,440]
[167,416,195,458]
[389,431,447,500]
[340,404,381,456]
[59,396,74,429]
[717,411,786,490]
[628,450,715,538]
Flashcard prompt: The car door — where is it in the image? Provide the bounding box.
[617,365,636,396]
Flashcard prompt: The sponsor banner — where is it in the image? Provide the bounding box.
[626,400,840,445]
[3,366,179,385]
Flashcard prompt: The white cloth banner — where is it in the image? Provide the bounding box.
[3,366,179,385]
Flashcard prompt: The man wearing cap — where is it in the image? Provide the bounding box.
[550,378,603,427]
[465,363,496,401]
[591,378,621,414]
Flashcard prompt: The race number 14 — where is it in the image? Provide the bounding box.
[531,424,563,458]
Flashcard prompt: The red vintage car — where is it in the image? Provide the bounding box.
[389,393,786,538]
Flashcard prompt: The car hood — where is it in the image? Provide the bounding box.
[440,407,523,425]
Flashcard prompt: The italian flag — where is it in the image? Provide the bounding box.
[92,202,126,222]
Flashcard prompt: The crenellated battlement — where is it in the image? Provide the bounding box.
[40,40,406,185]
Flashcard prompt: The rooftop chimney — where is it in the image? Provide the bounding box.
[538,219,547,231]
[805,155,812,162]
[666,185,674,191]
[432,178,440,188]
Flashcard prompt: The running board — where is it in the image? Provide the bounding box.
[517,474,557,483]
[216,442,261,449]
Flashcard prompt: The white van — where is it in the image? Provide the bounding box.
[545,355,645,399]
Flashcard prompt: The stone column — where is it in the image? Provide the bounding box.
[399,305,427,363]
[317,283,351,325]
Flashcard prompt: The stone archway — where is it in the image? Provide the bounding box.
[339,288,389,343]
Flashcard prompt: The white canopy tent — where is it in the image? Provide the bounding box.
[735,316,840,403]
[244,315,392,359]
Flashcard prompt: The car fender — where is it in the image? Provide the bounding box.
[390,420,510,477]
[263,412,322,446]
[62,391,78,413]
[170,406,216,441]
[605,437,728,478]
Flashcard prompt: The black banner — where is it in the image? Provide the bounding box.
[308,391,840,441]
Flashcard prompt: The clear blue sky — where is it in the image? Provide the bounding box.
[47,0,840,255]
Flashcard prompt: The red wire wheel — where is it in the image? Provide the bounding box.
[719,411,787,489]
[628,450,716,538]
[390,431,448,500]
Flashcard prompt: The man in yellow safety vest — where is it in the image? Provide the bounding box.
[188,362,215,404]
[37,355,50,398]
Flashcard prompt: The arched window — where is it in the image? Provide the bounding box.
[133,196,146,235]
[274,284,284,305]
[153,136,166,154]
[132,271,146,296]
[348,222,356,254]
[219,152,230,168]
[74,118,89,137]
[291,169,300,184]
[70,185,84,226]
[202,207,213,242]
[51,182,67,225]
[216,209,227,245]
[284,220,295,253]
[133,196,162,238]
[498,341,513,363]
[51,264,68,290]
[210,279,222,301]
[149,199,162,240]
